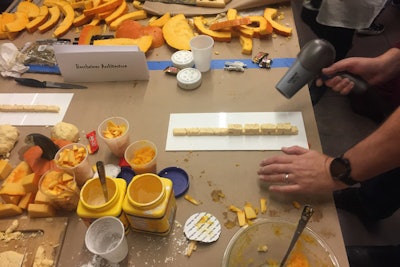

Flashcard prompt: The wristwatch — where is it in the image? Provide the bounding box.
[329,156,358,185]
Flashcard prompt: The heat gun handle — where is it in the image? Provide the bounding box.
[321,72,368,94]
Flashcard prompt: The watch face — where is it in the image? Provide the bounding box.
[330,157,349,179]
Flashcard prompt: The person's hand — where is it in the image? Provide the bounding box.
[316,48,400,94]
[257,146,347,194]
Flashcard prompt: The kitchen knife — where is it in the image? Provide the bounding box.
[143,0,231,8]
[15,78,87,89]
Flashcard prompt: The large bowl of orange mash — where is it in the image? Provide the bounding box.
[222,218,339,267]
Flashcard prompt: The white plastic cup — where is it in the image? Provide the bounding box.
[85,216,128,263]
[190,35,214,72]
[98,117,130,158]
[124,140,158,174]
[54,143,94,187]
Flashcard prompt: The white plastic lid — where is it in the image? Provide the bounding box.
[177,68,202,90]
[171,50,195,69]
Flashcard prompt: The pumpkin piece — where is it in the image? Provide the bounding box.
[97,9,115,20]
[38,6,61,33]
[0,161,32,196]
[141,25,164,48]
[115,19,143,39]
[240,15,272,39]
[0,160,12,180]
[28,203,56,218]
[239,34,252,55]
[193,16,231,42]
[17,1,40,19]
[52,2,75,37]
[0,203,23,218]
[73,13,95,27]
[104,0,128,24]
[89,17,101,26]
[148,12,170,28]
[263,8,292,36]
[1,13,15,32]
[26,6,49,33]
[109,10,147,31]
[0,15,9,39]
[162,14,194,50]
[226,8,237,20]
[70,0,93,9]
[209,17,251,31]
[5,12,29,33]
[78,24,102,44]
[18,192,36,210]
[1,195,21,205]
[237,210,246,227]
[132,0,143,9]
[83,0,123,16]
[93,36,153,53]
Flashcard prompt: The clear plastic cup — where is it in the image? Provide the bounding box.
[98,117,130,158]
[124,140,157,174]
[54,143,94,187]
[85,216,128,263]
[39,168,80,211]
[190,35,214,72]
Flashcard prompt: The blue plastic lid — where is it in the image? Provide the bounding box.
[158,167,189,198]
[117,166,135,184]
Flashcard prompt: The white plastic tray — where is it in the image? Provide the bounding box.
[166,112,308,151]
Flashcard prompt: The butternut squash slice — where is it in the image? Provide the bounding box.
[193,16,231,42]
[109,10,147,31]
[148,12,170,28]
[240,15,273,39]
[73,13,95,27]
[38,6,61,33]
[162,14,194,50]
[239,35,252,55]
[5,12,29,33]
[17,1,40,19]
[26,6,49,33]
[104,0,128,24]
[209,17,251,31]
[263,8,292,36]
[78,24,102,44]
[43,0,75,37]
[83,0,123,16]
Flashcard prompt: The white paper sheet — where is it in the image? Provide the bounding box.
[0,93,73,126]
[166,112,308,151]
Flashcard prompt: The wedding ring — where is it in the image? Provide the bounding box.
[283,173,289,184]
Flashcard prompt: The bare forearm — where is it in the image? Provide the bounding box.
[345,107,400,181]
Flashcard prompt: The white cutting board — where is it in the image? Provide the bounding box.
[0,93,73,126]
[166,112,308,151]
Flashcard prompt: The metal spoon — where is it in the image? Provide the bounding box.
[260,205,314,267]
[96,161,108,202]
[280,205,314,267]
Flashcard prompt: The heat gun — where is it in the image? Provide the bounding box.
[275,39,368,99]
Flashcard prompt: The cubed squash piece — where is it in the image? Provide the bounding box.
[28,203,56,217]
[34,190,51,204]
[0,159,13,180]
[0,203,23,218]
[0,194,21,205]
[21,173,37,192]
[18,192,36,209]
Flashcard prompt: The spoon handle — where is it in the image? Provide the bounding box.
[96,161,108,202]
[280,205,314,267]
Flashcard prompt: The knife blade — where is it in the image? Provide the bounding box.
[15,78,87,89]
[143,0,231,8]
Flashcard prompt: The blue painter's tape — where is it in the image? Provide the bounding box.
[147,58,295,71]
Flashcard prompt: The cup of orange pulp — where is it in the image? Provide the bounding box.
[124,140,157,174]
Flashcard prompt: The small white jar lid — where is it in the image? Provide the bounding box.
[171,50,195,69]
[177,68,202,90]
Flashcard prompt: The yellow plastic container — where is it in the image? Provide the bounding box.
[77,177,129,234]
[122,173,176,235]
